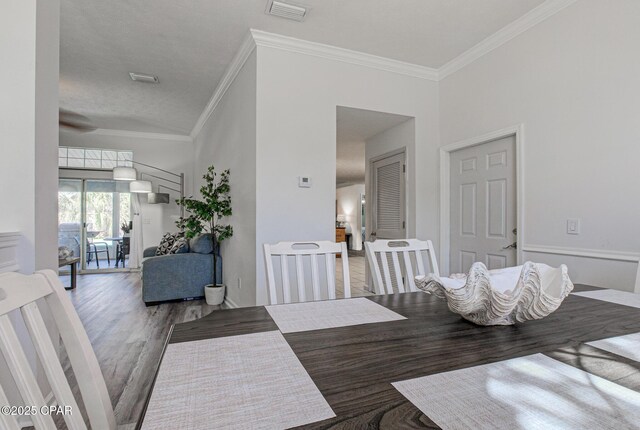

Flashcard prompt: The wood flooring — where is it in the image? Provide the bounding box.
[59,272,220,428]
[59,256,371,428]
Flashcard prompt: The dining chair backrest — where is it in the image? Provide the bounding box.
[263,241,350,305]
[0,270,116,430]
[364,239,440,295]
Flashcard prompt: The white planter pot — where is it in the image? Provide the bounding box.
[204,284,225,305]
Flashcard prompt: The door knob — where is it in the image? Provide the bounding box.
[502,242,517,250]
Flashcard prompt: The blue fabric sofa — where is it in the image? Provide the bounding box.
[141,234,222,305]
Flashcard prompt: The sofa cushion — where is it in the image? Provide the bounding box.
[169,237,189,254]
[190,233,214,254]
[156,232,179,255]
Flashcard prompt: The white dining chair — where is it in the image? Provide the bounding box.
[0,270,116,430]
[364,239,440,295]
[263,241,350,305]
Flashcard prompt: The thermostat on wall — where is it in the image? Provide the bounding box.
[298,176,312,188]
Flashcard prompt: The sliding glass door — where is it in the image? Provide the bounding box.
[58,179,131,272]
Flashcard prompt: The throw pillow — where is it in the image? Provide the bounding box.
[169,237,189,254]
[190,233,214,254]
[156,233,177,256]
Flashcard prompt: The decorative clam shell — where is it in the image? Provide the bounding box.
[416,261,574,326]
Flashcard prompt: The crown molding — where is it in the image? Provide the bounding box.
[190,31,257,139]
[86,128,192,143]
[438,0,578,80]
[190,1,576,139]
[251,29,439,81]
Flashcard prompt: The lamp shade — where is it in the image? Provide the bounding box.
[129,180,152,193]
[113,166,137,181]
[336,214,346,223]
[148,192,170,204]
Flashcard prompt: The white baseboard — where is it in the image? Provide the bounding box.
[223,297,240,309]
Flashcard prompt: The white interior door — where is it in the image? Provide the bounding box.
[450,136,516,273]
[371,151,406,241]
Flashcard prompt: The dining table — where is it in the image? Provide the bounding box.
[136,284,640,429]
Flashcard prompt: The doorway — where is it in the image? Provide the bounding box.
[58,178,132,272]
[336,106,414,292]
[439,125,524,275]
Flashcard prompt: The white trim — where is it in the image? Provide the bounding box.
[190,1,575,140]
[88,128,192,143]
[523,244,640,294]
[223,296,240,309]
[439,124,525,276]
[251,29,438,81]
[190,31,258,139]
[522,245,640,263]
[438,0,578,79]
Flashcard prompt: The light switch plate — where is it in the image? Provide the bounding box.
[567,218,580,235]
[298,176,311,188]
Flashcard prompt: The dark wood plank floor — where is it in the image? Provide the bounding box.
[60,272,221,428]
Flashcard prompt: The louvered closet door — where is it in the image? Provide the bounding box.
[372,152,406,240]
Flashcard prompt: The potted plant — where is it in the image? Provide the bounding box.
[176,166,233,305]
[120,221,131,237]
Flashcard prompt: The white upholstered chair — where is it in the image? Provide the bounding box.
[263,241,350,305]
[364,239,440,295]
[0,270,115,430]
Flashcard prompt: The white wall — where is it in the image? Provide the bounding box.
[256,46,439,305]
[336,184,365,250]
[59,130,194,247]
[193,51,257,307]
[1,0,59,273]
[439,0,640,291]
[0,0,60,419]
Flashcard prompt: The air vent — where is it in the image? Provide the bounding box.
[129,72,159,83]
[266,0,308,22]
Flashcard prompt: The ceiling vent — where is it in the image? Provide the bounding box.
[266,0,308,22]
[129,72,159,84]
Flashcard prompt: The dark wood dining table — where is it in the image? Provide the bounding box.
[137,284,640,429]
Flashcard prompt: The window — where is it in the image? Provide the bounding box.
[58,147,133,169]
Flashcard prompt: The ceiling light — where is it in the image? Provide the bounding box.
[113,166,137,181]
[129,180,152,193]
[129,72,159,83]
[265,0,308,22]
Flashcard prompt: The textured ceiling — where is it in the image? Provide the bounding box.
[60,0,545,135]
[336,107,411,187]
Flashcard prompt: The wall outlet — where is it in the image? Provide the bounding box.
[237,277,242,289]
[567,218,581,235]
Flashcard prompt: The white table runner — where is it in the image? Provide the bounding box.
[572,289,640,308]
[392,353,640,430]
[588,331,640,362]
[266,297,406,333]
[141,331,335,429]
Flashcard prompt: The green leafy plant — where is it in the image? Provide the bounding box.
[176,166,233,287]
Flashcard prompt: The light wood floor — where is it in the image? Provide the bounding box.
[60,253,372,428]
[60,272,220,428]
